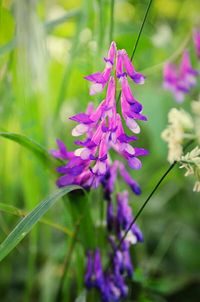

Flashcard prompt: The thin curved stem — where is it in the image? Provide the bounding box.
[118,140,194,248]
[131,0,153,61]
[117,0,153,105]
[117,161,177,250]
[106,139,194,271]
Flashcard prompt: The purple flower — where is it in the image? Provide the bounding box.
[94,249,105,289]
[52,41,148,190]
[117,191,143,243]
[163,62,186,103]
[70,76,148,177]
[101,273,127,302]
[179,50,199,88]
[163,51,199,102]
[85,189,143,301]
[85,249,104,291]
[85,42,117,95]
[115,246,133,277]
[118,161,141,195]
[101,160,142,197]
[193,28,200,59]
[117,49,145,84]
[50,139,74,160]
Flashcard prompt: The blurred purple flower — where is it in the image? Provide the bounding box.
[85,190,143,301]
[163,51,199,102]
[193,28,200,59]
[116,191,143,243]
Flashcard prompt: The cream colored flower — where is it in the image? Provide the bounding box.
[191,99,200,143]
[161,108,194,163]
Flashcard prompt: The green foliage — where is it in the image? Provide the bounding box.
[0,186,81,262]
[0,131,61,169]
[0,0,200,301]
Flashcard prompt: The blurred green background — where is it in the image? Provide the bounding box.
[0,0,200,301]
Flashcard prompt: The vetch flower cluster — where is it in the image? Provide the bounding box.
[51,41,148,301]
[163,50,199,103]
[180,147,200,192]
[51,41,148,189]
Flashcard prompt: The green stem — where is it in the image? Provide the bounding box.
[116,0,153,106]
[106,140,194,272]
[117,140,194,250]
[109,0,115,43]
[131,0,153,61]
[56,222,80,302]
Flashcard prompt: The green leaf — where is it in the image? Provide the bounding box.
[0,186,81,261]
[0,131,62,169]
[0,202,74,237]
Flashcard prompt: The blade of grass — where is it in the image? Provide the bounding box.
[0,202,74,237]
[0,186,82,261]
[0,131,62,168]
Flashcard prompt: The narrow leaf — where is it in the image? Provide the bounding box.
[0,131,62,169]
[0,186,81,261]
[0,202,74,237]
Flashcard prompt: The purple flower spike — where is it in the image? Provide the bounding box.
[52,40,148,193]
[193,28,200,59]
